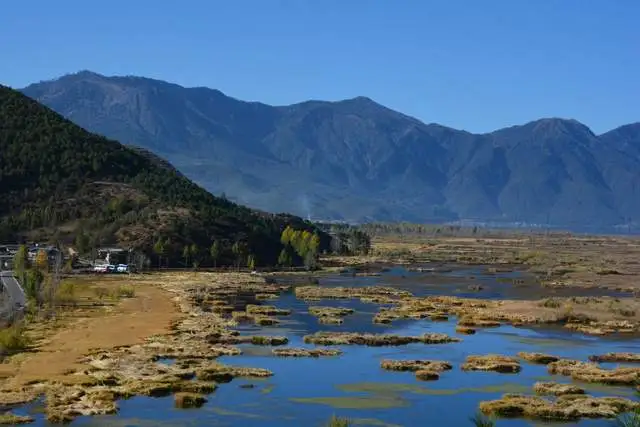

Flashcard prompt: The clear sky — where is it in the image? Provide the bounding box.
[1,0,638,133]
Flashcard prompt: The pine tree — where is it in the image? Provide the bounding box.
[210,240,220,268]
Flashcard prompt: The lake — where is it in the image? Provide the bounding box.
[18,266,640,426]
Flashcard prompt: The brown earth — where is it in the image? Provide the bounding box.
[0,277,180,387]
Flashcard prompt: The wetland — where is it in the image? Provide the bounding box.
[2,235,640,426]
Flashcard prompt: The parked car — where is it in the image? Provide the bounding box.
[93,265,108,273]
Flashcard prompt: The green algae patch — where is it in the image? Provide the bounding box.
[351,418,403,427]
[261,383,275,394]
[208,407,264,418]
[505,335,587,349]
[290,395,410,409]
[336,382,531,396]
[80,418,200,427]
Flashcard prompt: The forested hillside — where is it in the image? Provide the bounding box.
[0,84,325,266]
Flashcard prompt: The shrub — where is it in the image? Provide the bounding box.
[116,285,135,298]
[93,286,110,300]
[56,281,78,306]
[0,323,32,355]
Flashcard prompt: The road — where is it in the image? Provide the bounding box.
[0,271,26,318]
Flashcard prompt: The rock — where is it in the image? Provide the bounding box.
[174,392,207,408]
[533,382,585,396]
[517,352,560,364]
[461,355,521,373]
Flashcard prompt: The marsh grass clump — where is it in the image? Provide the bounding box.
[303,331,459,347]
[309,306,355,317]
[548,359,640,386]
[615,408,640,427]
[326,415,351,427]
[116,285,136,298]
[0,412,34,425]
[273,347,342,358]
[250,336,288,346]
[462,355,521,373]
[480,393,640,421]
[533,382,585,396]
[381,359,452,373]
[0,323,32,355]
[469,411,496,427]
[245,304,291,316]
[517,352,560,365]
[589,353,640,363]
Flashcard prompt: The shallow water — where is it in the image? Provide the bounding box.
[19,267,640,426]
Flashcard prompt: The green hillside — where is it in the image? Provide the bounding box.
[0,84,322,266]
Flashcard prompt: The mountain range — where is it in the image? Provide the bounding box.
[20,71,640,230]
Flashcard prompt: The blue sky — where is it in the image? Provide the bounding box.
[1,0,638,133]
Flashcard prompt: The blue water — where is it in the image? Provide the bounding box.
[18,268,640,426]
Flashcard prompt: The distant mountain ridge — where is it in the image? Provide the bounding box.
[20,71,640,230]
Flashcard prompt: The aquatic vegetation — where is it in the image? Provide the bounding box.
[479,393,640,421]
[469,412,495,427]
[615,408,640,427]
[272,347,343,357]
[303,331,460,346]
[517,352,560,364]
[533,381,585,396]
[291,395,410,409]
[295,285,412,301]
[336,382,532,396]
[462,355,521,373]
